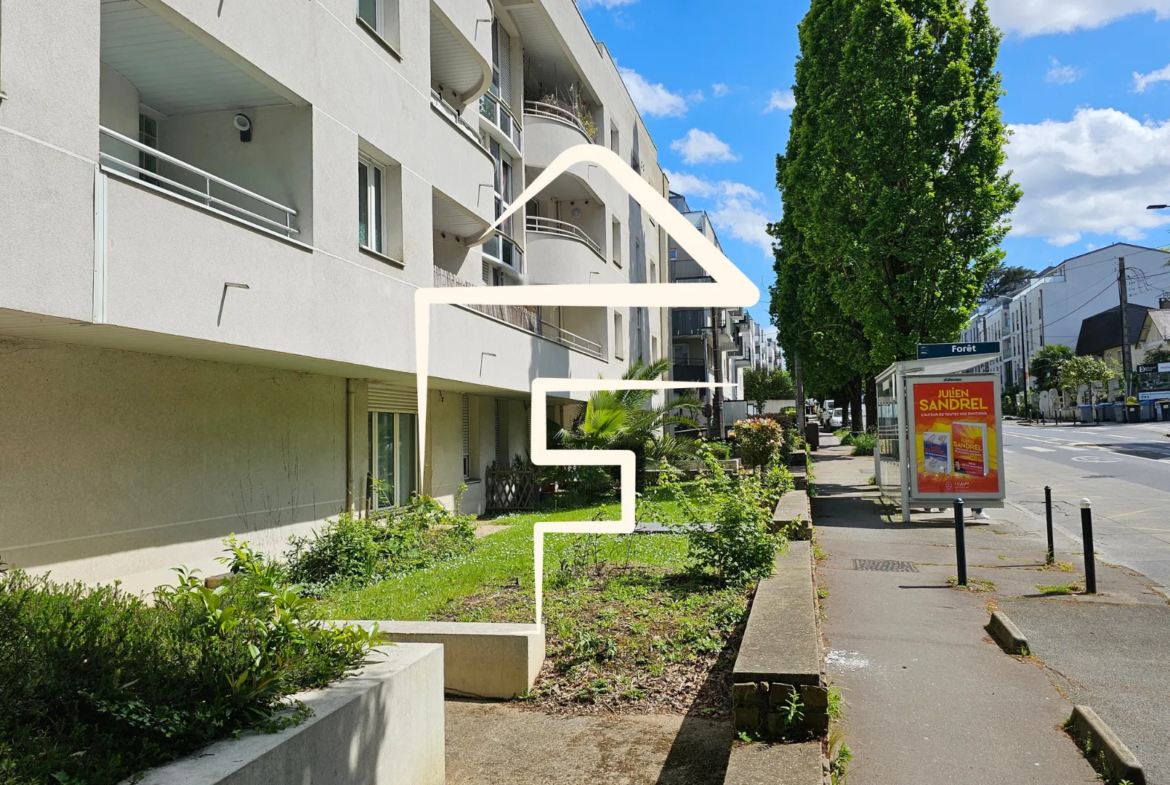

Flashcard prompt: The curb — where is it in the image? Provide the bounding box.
[986,610,1029,655]
[1068,706,1145,785]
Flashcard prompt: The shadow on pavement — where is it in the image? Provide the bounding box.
[653,635,737,784]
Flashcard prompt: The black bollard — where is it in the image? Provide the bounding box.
[1079,499,1096,594]
[1044,486,1055,565]
[955,498,967,587]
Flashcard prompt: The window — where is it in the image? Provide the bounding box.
[358,155,385,254]
[358,148,403,260]
[483,139,519,273]
[650,260,657,284]
[610,123,619,156]
[489,19,513,108]
[614,311,625,361]
[367,411,418,510]
[651,336,659,361]
[669,249,677,261]
[612,218,621,267]
[674,343,688,363]
[138,113,159,185]
[358,0,400,51]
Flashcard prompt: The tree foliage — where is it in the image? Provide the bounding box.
[1028,344,1074,391]
[1060,355,1121,403]
[770,0,1021,383]
[1143,344,1170,366]
[981,264,1034,302]
[743,367,796,410]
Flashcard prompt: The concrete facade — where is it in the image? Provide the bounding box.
[0,0,670,590]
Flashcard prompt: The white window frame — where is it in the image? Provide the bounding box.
[357,0,399,48]
[614,311,625,361]
[359,153,386,254]
[612,218,622,268]
[368,410,419,511]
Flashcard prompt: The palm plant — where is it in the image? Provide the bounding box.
[559,359,703,487]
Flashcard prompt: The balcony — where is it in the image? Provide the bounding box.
[99,127,299,240]
[672,359,708,383]
[670,258,714,283]
[524,100,596,171]
[479,93,523,157]
[433,267,602,358]
[431,89,488,154]
[672,309,708,337]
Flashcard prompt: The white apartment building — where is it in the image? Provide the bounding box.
[0,0,669,592]
[961,243,1170,392]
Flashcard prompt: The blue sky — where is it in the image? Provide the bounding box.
[577,0,1170,323]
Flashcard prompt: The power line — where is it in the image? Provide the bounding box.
[1042,278,1118,329]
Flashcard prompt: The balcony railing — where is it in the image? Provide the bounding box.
[432,267,603,359]
[670,259,713,283]
[524,100,592,140]
[478,93,523,152]
[526,216,603,259]
[672,360,708,383]
[98,126,298,238]
[671,309,708,337]
[431,89,485,149]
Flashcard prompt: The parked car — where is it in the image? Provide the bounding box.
[829,408,844,429]
[819,399,836,429]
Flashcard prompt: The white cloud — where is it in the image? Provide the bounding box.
[765,90,796,113]
[670,129,740,165]
[1134,63,1170,92]
[687,90,705,104]
[712,83,732,98]
[577,0,639,9]
[665,171,774,254]
[617,66,688,118]
[985,0,1170,37]
[1045,58,1081,84]
[1006,108,1170,246]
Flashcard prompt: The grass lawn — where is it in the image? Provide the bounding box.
[315,503,753,717]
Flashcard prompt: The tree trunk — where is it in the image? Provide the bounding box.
[850,379,863,434]
[865,376,878,434]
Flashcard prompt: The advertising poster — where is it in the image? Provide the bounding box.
[909,375,1004,500]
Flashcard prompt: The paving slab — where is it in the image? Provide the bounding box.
[445,700,733,785]
[723,742,823,785]
[813,440,1099,785]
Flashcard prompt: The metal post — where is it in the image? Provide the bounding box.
[1118,257,1133,401]
[954,498,967,587]
[1044,486,1055,565]
[1079,499,1096,594]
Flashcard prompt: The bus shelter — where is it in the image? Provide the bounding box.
[875,343,1006,523]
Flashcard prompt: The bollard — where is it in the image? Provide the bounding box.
[954,498,968,587]
[1044,486,1055,565]
[1079,498,1096,595]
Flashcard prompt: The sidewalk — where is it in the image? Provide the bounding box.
[811,439,1099,785]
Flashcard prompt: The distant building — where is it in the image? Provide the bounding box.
[960,242,1170,393]
[1137,298,1170,362]
[1074,303,1150,366]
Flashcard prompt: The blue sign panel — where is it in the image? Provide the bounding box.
[916,342,1001,360]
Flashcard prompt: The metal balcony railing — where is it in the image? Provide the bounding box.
[671,309,709,337]
[431,89,485,148]
[478,93,523,152]
[523,100,592,140]
[98,126,298,238]
[432,267,603,359]
[525,216,603,259]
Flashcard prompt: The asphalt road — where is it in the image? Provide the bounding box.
[1001,419,1170,591]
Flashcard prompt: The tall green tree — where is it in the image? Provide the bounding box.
[774,0,1021,375]
[744,367,796,411]
[1028,344,1073,391]
[981,264,1034,302]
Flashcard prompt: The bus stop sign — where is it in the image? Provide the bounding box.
[917,342,1000,360]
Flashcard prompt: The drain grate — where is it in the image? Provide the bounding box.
[853,559,918,573]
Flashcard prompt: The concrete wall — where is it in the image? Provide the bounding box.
[0,337,348,592]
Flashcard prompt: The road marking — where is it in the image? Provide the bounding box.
[1022,446,1056,452]
[1072,455,1120,463]
[1111,509,1157,519]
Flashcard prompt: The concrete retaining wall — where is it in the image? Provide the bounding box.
[331,621,545,699]
[773,490,811,541]
[133,643,445,785]
[731,541,827,740]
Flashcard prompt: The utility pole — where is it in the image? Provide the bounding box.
[794,353,805,434]
[1118,256,1133,399]
[709,306,724,440]
[1019,295,1031,418]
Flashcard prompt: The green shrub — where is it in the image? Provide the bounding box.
[0,543,375,785]
[849,432,877,456]
[730,418,784,471]
[705,441,733,461]
[285,493,475,596]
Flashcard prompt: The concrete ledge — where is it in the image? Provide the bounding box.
[790,463,808,491]
[335,621,544,700]
[773,491,811,541]
[986,610,1029,655]
[1068,706,1146,785]
[133,643,445,784]
[724,741,824,785]
[731,542,826,739]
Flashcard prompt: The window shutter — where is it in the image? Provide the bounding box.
[461,394,471,479]
[498,25,513,108]
[368,383,417,412]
